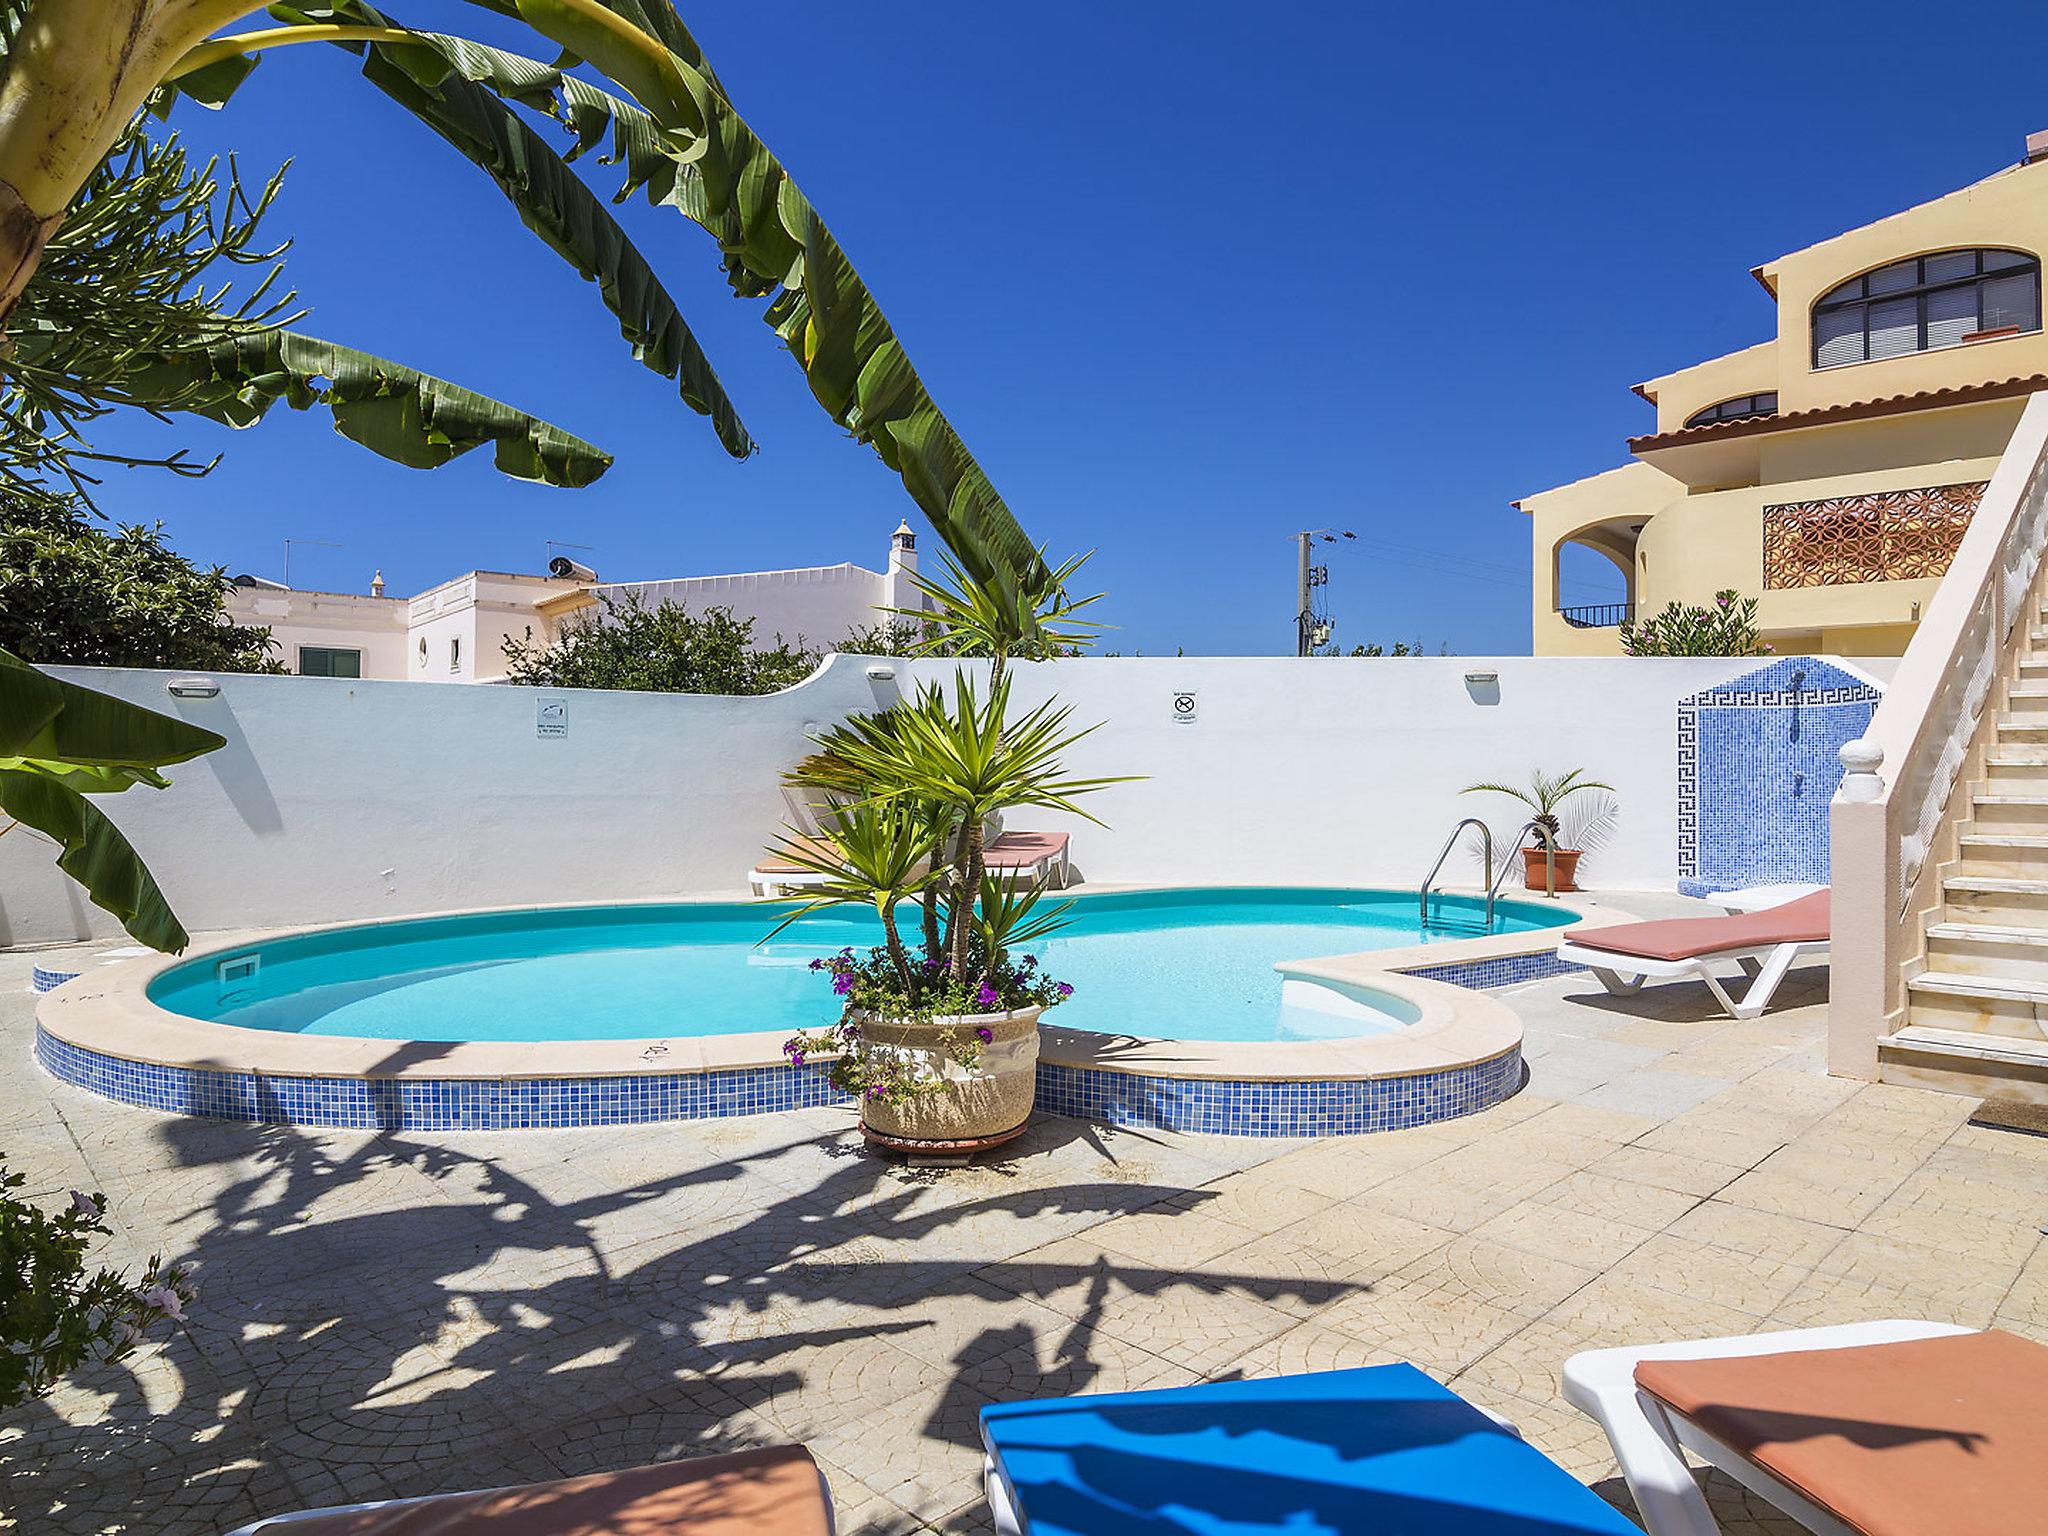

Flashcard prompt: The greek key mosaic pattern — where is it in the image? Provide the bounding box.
[1762,480,1986,589]
[1676,657,1880,898]
[1033,1049,1523,1137]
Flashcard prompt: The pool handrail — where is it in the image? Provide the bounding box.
[1420,817,1494,928]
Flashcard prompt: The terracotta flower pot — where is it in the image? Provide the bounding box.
[1521,846,1581,893]
[856,1005,1042,1155]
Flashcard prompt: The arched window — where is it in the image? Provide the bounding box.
[1813,249,2039,368]
[1685,393,1778,429]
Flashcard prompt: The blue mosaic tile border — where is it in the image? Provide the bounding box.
[1032,1047,1522,1137]
[1399,951,1585,990]
[30,964,81,995]
[38,1018,1523,1138]
[34,1025,849,1131]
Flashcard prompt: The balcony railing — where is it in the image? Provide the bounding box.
[1557,602,1634,629]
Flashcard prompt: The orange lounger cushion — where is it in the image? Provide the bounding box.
[1574,890,1830,963]
[278,1446,833,1536]
[1633,1329,2048,1536]
[982,832,1070,868]
[754,836,841,875]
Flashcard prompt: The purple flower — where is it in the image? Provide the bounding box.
[1020,955,1037,970]
[975,1026,994,1044]
[975,983,1001,1010]
[808,957,823,971]
[790,1050,806,1067]
[1054,982,1074,998]
[69,1189,101,1221]
[923,958,942,972]
[866,1084,884,1100]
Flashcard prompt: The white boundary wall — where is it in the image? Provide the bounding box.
[2,654,1893,948]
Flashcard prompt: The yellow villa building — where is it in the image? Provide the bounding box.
[1523,131,2048,657]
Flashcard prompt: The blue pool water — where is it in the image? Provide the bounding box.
[149,889,1572,1045]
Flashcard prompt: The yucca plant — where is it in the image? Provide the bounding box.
[775,671,1127,986]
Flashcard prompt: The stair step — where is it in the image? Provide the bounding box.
[1945,875,2048,894]
[1927,921,2048,946]
[1994,723,2048,741]
[1961,833,2048,847]
[1985,748,2048,765]
[1907,970,2048,1003]
[1882,1024,2048,1068]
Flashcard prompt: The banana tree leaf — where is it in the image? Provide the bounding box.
[265,9,1047,592]
[0,766,190,952]
[106,329,612,486]
[0,649,225,769]
[355,49,751,457]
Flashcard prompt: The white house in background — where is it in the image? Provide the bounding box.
[225,522,926,682]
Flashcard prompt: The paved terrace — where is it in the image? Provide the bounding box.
[3,941,2045,1535]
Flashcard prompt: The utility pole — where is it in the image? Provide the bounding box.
[1296,532,1313,657]
[1293,528,1356,656]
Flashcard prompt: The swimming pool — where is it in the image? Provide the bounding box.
[146,888,1575,1046]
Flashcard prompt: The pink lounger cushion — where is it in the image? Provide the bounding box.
[1573,890,1830,963]
[981,832,1070,868]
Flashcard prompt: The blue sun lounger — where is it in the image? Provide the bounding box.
[980,1364,1641,1536]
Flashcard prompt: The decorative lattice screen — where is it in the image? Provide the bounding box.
[1762,481,1987,589]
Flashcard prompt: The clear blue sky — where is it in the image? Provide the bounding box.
[90,1,2048,655]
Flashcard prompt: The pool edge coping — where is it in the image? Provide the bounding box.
[34,887,1632,1088]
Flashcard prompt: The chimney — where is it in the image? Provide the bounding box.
[370,569,386,597]
[2027,129,2048,165]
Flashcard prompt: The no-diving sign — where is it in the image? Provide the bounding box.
[1171,691,1198,725]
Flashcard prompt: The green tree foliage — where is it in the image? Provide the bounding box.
[501,592,820,696]
[1620,590,1770,657]
[9,118,608,502]
[0,648,225,950]
[0,489,280,671]
[1346,640,1452,657]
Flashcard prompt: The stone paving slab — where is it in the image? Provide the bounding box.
[2,940,2045,1533]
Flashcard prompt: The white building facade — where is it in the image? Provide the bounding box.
[225,523,925,683]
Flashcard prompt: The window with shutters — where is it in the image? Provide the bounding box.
[1812,250,2039,369]
[1684,393,1778,429]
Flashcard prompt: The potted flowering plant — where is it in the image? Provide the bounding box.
[766,553,1120,1154]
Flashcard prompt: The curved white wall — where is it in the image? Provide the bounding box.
[0,654,1893,948]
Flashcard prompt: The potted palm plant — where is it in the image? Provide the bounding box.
[768,553,1120,1155]
[1460,768,1615,894]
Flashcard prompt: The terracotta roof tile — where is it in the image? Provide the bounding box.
[1628,373,2048,453]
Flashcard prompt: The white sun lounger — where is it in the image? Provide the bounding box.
[1562,1320,2048,1536]
[1555,890,1829,1019]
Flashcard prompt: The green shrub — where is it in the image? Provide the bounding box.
[1620,590,1770,657]
[0,1163,197,1412]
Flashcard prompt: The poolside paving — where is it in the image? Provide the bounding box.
[3,934,2046,1534]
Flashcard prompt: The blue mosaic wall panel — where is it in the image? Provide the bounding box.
[1033,1048,1522,1137]
[1676,657,1879,899]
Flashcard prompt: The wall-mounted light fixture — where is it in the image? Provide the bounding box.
[1463,670,1499,687]
[165,677,221,699]
[864,663,896,682]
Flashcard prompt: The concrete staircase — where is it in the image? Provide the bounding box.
[1886,649,2048,1100]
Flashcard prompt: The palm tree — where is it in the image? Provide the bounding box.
[0,0,1046,592]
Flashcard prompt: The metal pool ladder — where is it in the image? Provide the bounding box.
[1421,816,1557,928]
[1419,818,1493,927]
